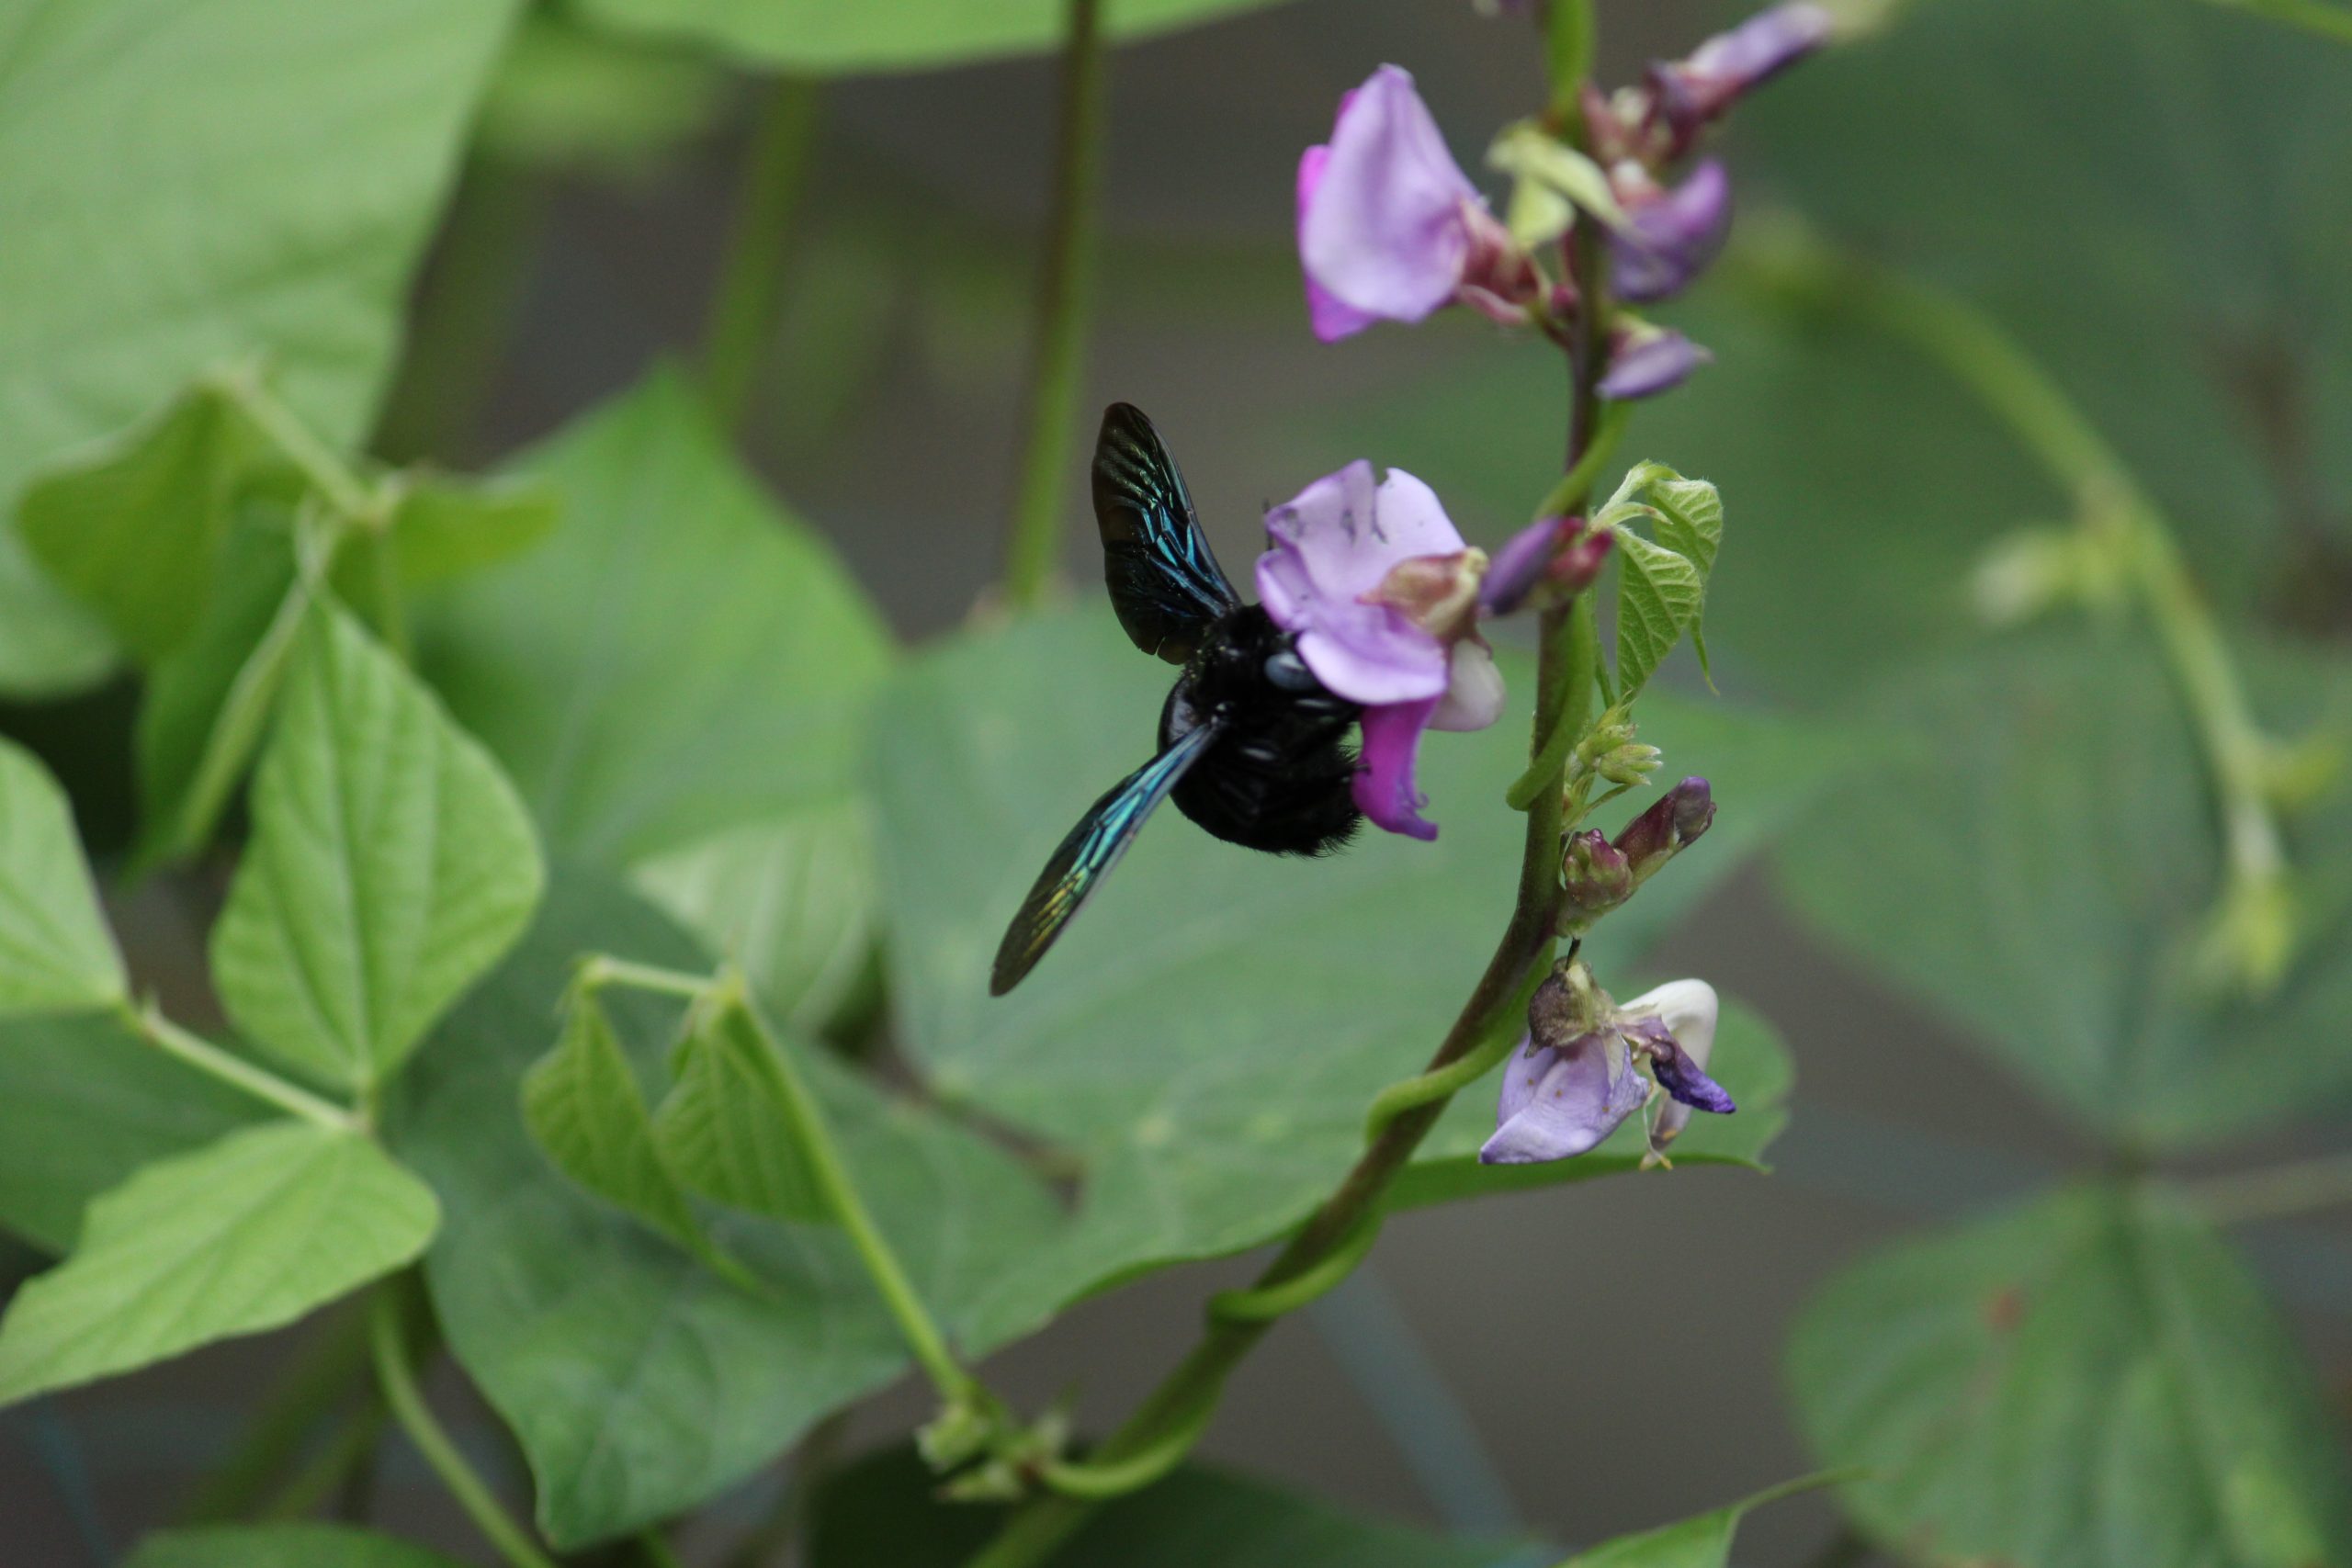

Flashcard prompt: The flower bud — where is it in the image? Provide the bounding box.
[1561,829,1634,919]
[1595,741,1664,787]
[1611,159,1733,304]
[1646,4,1835,153]
[1599,321,1713,400]
[1614,776,1714,885]
[1482,516,1612,617]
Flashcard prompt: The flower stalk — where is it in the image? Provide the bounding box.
[1001,0,1109,608]
[1759,239,2302,988]
[699,75,824,435]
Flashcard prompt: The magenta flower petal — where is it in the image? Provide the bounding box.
[1479,1033,1649,1165]
[1297,65,1480,333]
[1611,159,1733,304]
[1354,694,1442,840]
[1257,461,1464,706]
[1599,328,1713,400]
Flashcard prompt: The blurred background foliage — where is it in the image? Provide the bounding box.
[2,0,2350,1564]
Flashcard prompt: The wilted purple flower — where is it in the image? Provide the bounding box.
[1611,159,1733,304]
[1480,975,1730,1166]
[1258,461,1503,840]
[1296,66,1526,341]
[1599,322,1713,400]
[1616,775,1715,885]
[1649,4,1835,148]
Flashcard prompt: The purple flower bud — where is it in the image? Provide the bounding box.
[1481,515,1612,617]
[1555,525,1614,592]
[1611,159,1733,304]
[1614,776,1714,885]
[1562,829,1634,918]
[1599,325,1713,400]
[1649,4,1835,145]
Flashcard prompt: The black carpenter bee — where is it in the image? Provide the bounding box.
[990,404,1363,995]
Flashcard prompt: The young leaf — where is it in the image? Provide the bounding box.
[134,520,307,866]
[1611,529,1706,700]
[128,1524,469,1568]
[0,0,515,694]
[0,1121,437,1404]
[17,380,265,664]
[651,998,829,1224]
[522,987,707,1251]
[1639,468,1724,581]
[337,473,560,597]
[0,739,126,1015]
[211,604,545,1093]
[1552,1472,1848,1568]
[1790,1186,2352,1568]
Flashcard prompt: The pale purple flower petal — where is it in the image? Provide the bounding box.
[1480,1032,1649,1165]
[1257,462,1464,706]
[1430,639,1504,731]
[1611,159,1733,304]
[1297,145,1380,340]
[1354,694,1442,840]
[1599,327,1713,400]
[1298,65,1481,337]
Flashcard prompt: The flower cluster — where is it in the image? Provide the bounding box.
[1295,5,1832,394]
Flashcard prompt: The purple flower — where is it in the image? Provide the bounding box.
[1258,460,1503,840]
[1599,323,1713,400]
[1649,4,1835,146]
[1479,976,1730,1166]
[1611,160,1733,304]
[1297,66,1519,342]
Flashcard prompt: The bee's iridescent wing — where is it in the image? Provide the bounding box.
[990,719,1223,995]
[1092,403,1241,664]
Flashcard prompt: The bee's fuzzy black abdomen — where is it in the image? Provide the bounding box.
[1160,606,1363,856]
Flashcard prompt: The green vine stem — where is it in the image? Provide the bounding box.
[1000,0,1108,608]
[699,75,824,434]
[370,1286,560,1568]
[120,1000,358,1133]
[1761,240,2301,989]
[178,1305,373,1523]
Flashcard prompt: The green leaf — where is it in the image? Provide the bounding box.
[390,869,1059,1548]
[1640,469,1724,582]
[1788,1186,2352,1568]
[366,473,560,592]
[810,1447,1531,1568]
[0,1121,437,1404]
[0,739,125,1015]
[630,799,881,1032]
[1611,530,1705,705]
[133,516,307,866]
[474,9,725,174]
[212,604,545,1094]
[578,0,1298,75]
[127,1524,470,1568]
[422,370,891,867]
[1554,1472,1849,1568]
[1777,636,2352,1147]
[16,380,266,665]
[872,607,1824,1348]
[651,998,829,1223]
[420,370,890,1028]
[0,0,519,694]
[0,1012,264,1255]
[521,987,708,1251]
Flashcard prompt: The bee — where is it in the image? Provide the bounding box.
[990,404,1363,996]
